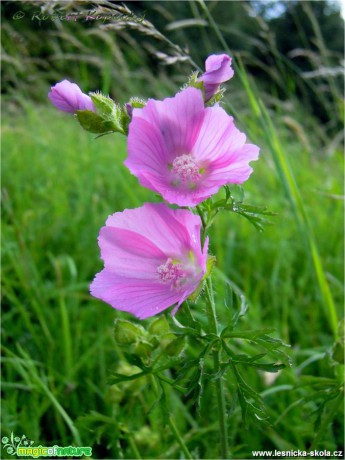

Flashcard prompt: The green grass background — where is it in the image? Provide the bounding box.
[2,1,344,458]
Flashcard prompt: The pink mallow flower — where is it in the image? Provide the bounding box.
[90,203,208,319]
[198,54,234,101]
[48,79,95,113]
[125,87,259,207]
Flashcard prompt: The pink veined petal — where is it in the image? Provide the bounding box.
[205,144,260,185]
[90,270,201,319]
[199,54,234,100]
[48,80,95,112]
[144,87,205,154]
[133,170,208,207]
[203,54,234,84]
[98,227,166,278]
[192,106,245,163]
[125,117,170,174]
[90,204,208,319]
[105,203,200,257]
[48,90,75,113]
[77,93,95,111]
[124,86,260,206]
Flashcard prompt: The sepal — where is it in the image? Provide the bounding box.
[75,92,130,135]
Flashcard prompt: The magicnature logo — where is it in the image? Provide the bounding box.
[1,433,92,458]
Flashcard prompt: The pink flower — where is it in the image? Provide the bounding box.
[125,87,259,207]
[48,79,95,113]
[198,54,234,101]
[90,203,208,319]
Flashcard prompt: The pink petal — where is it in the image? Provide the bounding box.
[199,54,234,100]
[48,79,95,113]
[90,270,199,319]
[105,203,201,257]
[193,106,245,163]
[206,144,260,185]
[126,88,205,175]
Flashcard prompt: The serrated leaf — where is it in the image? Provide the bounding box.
[238,204,277,216]
[224,289,249,329]
[221,327,276,339]
[231,362,269,425]
[248,362,285,372]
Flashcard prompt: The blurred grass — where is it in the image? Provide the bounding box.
[1,0,344,458]
[2,93,343,457]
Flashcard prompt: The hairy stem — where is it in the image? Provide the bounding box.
[205,277,229,459]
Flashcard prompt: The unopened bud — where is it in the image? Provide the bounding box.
[148,316,170,335]
[106,384,123,404]
[114,319,145,344]
[165,337,186,357]
[134,340,154,357]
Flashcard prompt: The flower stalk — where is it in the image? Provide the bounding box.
[205,277,229,459]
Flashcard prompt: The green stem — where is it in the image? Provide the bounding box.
[205,277,229,459]
[127,434,141,459]
[150,376,194,459]
[168,416,193,460]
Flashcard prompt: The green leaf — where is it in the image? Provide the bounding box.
[231,362,269,425]
[223,286,249,329]
[75,110,118,134]
[221,327,276,339]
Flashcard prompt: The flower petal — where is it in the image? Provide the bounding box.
[90,204,207,319]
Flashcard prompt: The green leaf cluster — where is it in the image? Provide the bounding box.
[197,185,276,233]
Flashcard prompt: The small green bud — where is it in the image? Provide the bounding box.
[134,340,154,357]
[134,426,160,448]
[160,333,177,348]
[148,316,170,335]
[150,335,160,349]
[165,337,186,357]
[114,319,145,345]
[106,384,123,404]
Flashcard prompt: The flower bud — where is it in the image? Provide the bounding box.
[48,80,95,113]
[160,333,178,348]
[198,54,234,101]
[125,102,133,118]
[106,384,123,404]
[165,337,186,357]
[134,340,154,357]
[148,316,170,335]
[114,319,145,344]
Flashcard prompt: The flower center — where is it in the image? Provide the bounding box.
[171,154,201,185]
[157,258,185,288]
